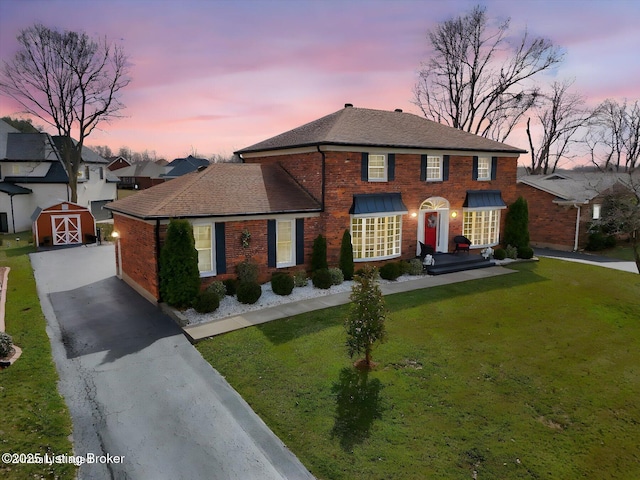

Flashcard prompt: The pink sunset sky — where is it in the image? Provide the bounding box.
[1,0,639,164]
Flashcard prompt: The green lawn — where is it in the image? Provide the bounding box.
[0,234,75,480]
[197,259,640,479]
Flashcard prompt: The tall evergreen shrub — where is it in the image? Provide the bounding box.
[159,219,201,308]
[311,234,328,272]
[503,196,530,249]
[339,229,354,280]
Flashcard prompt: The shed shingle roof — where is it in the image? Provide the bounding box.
[105,163,321,219]
[236,106,526,155]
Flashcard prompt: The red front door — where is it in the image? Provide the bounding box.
[424,212,438,250]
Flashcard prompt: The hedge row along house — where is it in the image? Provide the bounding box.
[105,105,525,304]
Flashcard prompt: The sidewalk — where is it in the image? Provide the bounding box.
[182,266,518,341]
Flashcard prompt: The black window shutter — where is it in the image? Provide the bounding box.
[388,154,395,181]
[267,220,276,268]
[214,223,226,274]
[420,154,427,181]
[443,155,450,181]
[361,152,369,181]
[472,156,479,180]
[295,218,304,265]
[491,156,498,180]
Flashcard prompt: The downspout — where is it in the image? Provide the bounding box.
[573,204,581,252]
[155,219,162,302]
[316,146,326,210]
[10,194,16,233]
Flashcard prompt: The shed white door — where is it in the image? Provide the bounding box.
[51,215,81,245]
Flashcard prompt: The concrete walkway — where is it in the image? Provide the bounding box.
[535,248,638,273]
[183,266,518,341]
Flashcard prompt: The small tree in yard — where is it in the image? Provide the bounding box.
[159,219,200,308]
[503,196,530,249]
[345,266,387,370]
[339,229,355,280]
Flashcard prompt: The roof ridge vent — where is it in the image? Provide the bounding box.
[394,108,403,113]
[344,103,353,108]
[197,165,208,172]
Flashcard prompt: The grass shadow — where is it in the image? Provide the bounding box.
[4,245,36,257]
[330,367,384,452]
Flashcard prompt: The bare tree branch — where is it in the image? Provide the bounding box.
[0,24,130,201]
[413,5,563,142]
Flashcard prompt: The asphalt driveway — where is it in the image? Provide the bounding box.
[31,244,313,480]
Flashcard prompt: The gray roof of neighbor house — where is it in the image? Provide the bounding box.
[163,155,209,178]
[0,120,20,157]
[518,172,633,203]
[4,132,60,162]
[51,136,110,164]
[236,105,527,155]
[111,160,166,179]
[105,163,322,219]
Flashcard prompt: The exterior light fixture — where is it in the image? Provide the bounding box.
[451,211,458,218]
[411,212,418,218]
[111,231,120,238]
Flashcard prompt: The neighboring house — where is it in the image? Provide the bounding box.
[162,155,209,179]
[517,171,632,251]
[107,156,131,171]
[111,160,166,190]
[106,105,525,304]
[0,119,117,232]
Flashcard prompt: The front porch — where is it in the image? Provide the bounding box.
[424,252,495,275]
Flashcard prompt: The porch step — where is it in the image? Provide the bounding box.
[425,254,495,276]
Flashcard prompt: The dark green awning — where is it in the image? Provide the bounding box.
[349,193,408,215]
[463,190,506,209]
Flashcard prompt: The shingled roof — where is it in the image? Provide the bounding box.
[105,163,321,219]
[236,105,527,155]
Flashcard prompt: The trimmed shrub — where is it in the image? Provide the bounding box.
[503,196,530,249]
[192,290,220,313]
[379,262,402,281]
[223,278,238,297]
[505,244,518,260]
[237,281,262,304]
[293,270,308,287]
[0,331,13,358]
[236,259,259,283]
[517,246,535,259]
[407,258,424,275]
[271,273,294,296]
[339,229,354,280]
[493,248,507,260]
[329,267,344,285]
[159,219,201,308]
[586,230,617,251]
[312,268,333,289]
[206,280,226,300]
[311,235,328,272]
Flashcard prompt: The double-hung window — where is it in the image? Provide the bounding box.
[276,219,295,267]
[193,224,214,274]
[426,155,442,181]
[368,154,387,181]
[592,204,601,220]
[351,215,402,260]
[477,156,491,180]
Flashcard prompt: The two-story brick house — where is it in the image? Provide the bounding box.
[106,105,525,304]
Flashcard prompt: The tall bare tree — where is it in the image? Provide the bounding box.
[525,80,592,174]
[586,99,640,173]
[0,24,130,201]
[414,5,563,142]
